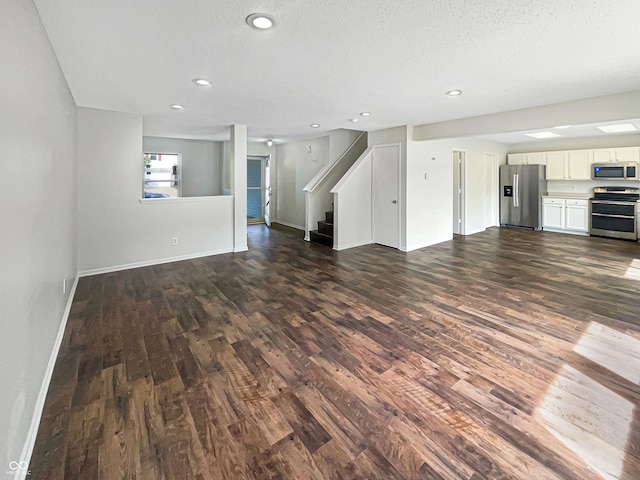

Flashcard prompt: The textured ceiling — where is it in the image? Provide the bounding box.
[33,0,640,142]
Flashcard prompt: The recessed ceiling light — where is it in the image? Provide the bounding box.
[350,118,359,123]
[446,90,462,96]
[266,139,273,147]
[170,104,184,110]
[246,13,275,30]
[192,78,211,86]
[554,125,572,129]
[310,124,320,128]
[597,123,638,133]
[360,112,372,117]
[525,132,561,139]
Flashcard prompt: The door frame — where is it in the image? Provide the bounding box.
[247,154,268,224]
[484,152,500,228]
[452,149,466,235]
[372,143,401,248]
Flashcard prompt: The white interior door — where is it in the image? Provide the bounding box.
[373,145,400,248]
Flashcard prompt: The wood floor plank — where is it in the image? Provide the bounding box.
[29,225,640,479]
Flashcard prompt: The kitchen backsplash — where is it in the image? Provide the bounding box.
[547,179,640,195]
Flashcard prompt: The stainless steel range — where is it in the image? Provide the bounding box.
[590,186,639,240]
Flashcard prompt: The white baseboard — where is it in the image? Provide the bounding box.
[462,227,487,236]
[333,239,372,251]
[273,221,304,231]
[403,236,452,252]
[78,248,234,277]
[543,228,589,236]
[18,274,79,480]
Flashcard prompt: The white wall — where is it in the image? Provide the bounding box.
[143,137,224,196]
[78,108,234,273]
[329,129,362,165]
[413,90,640,141]
[405,136,508,250]
[332,150,373,250]
[0,0,77,469]
[275,136,330,229]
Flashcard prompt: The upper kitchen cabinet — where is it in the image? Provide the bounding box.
[507,152,546,165]
[545,152,567,179]
[545,150,592,180]
[593,147,640,162]
[567,150,592,179]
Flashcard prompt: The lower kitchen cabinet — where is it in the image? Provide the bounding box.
[542,197,589,235]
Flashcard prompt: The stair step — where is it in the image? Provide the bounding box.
[325,211,334,223]
[310,230,333,248]
[317,220,333,236]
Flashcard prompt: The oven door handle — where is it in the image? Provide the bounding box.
[591,213,636,219]
[591,200,637,205]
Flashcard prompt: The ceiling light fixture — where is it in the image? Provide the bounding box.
[597,123,638,133]
[192,78,211,86]
[310,123,320,128]
[554,125,572,129]
[246,13,275,30]
[525,132,561,139]
[266,139,273,147]
[446,90,462,96]
[360,112,372,117]
[350,118,359,123]
[170,104,184,110]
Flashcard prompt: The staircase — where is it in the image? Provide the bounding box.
[310,209,334,247]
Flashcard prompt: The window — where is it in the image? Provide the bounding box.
[143,153,179,198]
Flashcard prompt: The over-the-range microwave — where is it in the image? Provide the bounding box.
[592,162,638,180]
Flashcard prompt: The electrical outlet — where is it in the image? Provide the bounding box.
[172,236,178,246]
[62,278,66,295]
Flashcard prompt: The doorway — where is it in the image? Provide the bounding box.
[452,150,466,235]
[373,145,400,248]
[247,155,267,224]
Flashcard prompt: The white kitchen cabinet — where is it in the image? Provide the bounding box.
[614,147,640,162]
[545,150,592,180]
[567,150,592,180]
[507,152,546,165]
[545,152,567,180]
[565,200,589,232]
[526,152,546,165]
[593,147,640,162]
[542,198,565,229]
[542,197,589,234]
[507,153,526,165]
[593,148,614,163]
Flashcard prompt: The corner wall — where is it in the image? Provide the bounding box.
[77,108,234,274]
[406,136,508,249]
[0,0,78,469]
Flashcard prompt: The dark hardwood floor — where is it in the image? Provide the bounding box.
[30,225,640,479]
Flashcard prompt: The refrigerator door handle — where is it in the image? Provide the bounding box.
[513,174,519,207]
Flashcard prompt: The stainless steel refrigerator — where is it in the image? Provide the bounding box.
[500,164,547,230]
